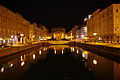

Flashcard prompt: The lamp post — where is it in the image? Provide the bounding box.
[20,34,24,44]
[93,33,97,44]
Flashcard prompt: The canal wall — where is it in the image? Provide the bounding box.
[0,42,49,58]
[68,42,120,62]
[46,41,70,45]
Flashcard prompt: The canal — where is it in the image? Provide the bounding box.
[0,45,120,80]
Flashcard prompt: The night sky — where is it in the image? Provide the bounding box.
[0,0,118,31]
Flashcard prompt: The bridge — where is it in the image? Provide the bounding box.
[44,41,70,44]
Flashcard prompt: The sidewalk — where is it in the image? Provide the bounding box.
[85,42,120,48]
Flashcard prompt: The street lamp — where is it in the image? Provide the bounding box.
[93,33,97,36]
[93,33,97,43]
[20,34,24,44]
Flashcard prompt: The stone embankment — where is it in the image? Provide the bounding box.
[0,42,49,58]
[68,42,120,62]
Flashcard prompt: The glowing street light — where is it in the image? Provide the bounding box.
[93,33,97,43]
[20,34,24,37]
[93,33,97,36]
[33,36,35,38]
[93,59,97,65]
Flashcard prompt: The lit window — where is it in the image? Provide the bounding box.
[116,27,120,31]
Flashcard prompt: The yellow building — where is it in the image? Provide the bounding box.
[87,4,120,43]
[66,30,72,40]
[29,23,41,42]
[38,25,48,40]
[29,24,49,42]
[0,5,30,45]
[52,27,65,40]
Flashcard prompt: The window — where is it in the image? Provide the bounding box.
[115,27,120,31]
[116,9,118,13]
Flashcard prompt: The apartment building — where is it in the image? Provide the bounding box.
[87,4,120,43]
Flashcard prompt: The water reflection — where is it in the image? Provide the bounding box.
[82,51,89,59]
[21,61,25,67]
[0,47,48,80]
[92,59,97,65]
[0,45,120,80]
[33,54,36,60]
[39,50,41,55]
[54,50,57,54]
[62,50,64,54]
[76,49,79,54]
[0,67,4,73]
[10,63,14,68]
[86,51,120,80]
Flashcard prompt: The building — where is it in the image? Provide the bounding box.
[87,4,120,43]
[70,25,79,41]
[67,25,87,41]
[80,25,87,40]
[29,24,49,42]
[0,5,30,45]
[66,30,72,40]
[29,23,40,42]
[52,27,65,40]
[38,25,49,40]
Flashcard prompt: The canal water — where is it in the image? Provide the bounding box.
[0,45,120,80]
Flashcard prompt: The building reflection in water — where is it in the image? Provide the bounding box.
[71,47,73,52]
[0,67,4,73]
[33,54,36,60]
[39,50,42,55]
[86,51,120,80]
[92,59,97,65]
[44,48,46,51]
[48,45,69,55]
[62,49,64,54]
[54,50,57,54]
[21,61,25,67]
[77,49,79,54]
[0,45,120,80]
[73,47,75,51]
[10,63,14,68]
[82,51,89,59]
[0,47,48,80]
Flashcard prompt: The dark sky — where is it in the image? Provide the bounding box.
[0,0,118,31]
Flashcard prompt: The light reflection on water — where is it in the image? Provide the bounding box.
[0,45,120,80]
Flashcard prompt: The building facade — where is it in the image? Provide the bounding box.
[87,4,120,43]
[52,27,65,40]
[80,25,87,40]
[29,24,49,42]
[38,25,48,40]
[0,5,30,45]
[29,23,40,42]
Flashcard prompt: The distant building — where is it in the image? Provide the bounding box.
[70,25,79,40]
[0,5,30,45]
[29,23,42,42]
[38,25,48,40]
[87,4,120,43]
[70,25,87,41]
[80,25,87,39]
[52,27,65,40]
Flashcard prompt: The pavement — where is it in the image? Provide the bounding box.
[85,42,120,48]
